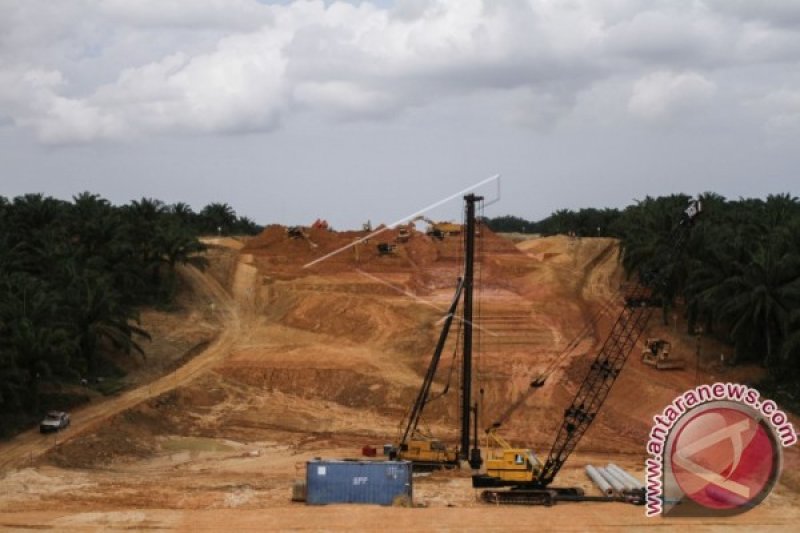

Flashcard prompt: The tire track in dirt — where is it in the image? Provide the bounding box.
[532,239,620,402]
[0,264,243,474]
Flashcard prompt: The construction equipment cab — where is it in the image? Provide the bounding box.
[642,338,684,370]
[478,430,544,487]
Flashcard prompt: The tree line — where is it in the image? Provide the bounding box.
[0,193,260,435]
[485,208,623,237]
[487,193,800,397]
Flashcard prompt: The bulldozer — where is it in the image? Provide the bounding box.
[641,338,684,370]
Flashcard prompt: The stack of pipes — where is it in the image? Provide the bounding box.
[585,463,644,497]
[585,465,613,496]
[607,463,644,491]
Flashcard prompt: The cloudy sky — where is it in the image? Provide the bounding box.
[1,0,799,227]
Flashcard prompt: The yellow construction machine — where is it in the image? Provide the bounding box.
[407,216,462,239]
[474,199,702,505]
[392,436,458,465]
[482,428,544,485]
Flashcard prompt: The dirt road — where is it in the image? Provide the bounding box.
[0,264,243,473]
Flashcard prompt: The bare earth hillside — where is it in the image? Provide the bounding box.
[0,228,797,531]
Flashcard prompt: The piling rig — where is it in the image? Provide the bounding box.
[387,194,484,469]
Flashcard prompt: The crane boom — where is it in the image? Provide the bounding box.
[473,198,701,490]
[399,278,464,447]
[538,199,701,484]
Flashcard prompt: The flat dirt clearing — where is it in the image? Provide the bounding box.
[0,229,797,531]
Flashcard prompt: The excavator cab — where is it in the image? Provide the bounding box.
[473,429,544,487]
[475,448,544,487]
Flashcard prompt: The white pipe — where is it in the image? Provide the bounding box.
[585,465,613,496]
[606,464,635,488]
[597,467,625,493]
[607,463,644,490]
[603,466,636,492]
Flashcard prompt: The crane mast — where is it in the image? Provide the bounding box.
[391,193,483,468]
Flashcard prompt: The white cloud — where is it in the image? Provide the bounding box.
[98,0,274,30]
[0,0,798,143]
[628,70,716,121]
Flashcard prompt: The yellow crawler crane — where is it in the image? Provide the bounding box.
[475,199,702,505]
[483,429,543,485]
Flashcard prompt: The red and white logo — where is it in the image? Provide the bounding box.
[670,405,778,511]
[660,401,783,516]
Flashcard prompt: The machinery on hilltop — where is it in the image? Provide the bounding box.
[405,216,462,239]
[473,199,702,505]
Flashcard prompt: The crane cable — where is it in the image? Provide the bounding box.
[487,292,619,431]
[476,198,485,430]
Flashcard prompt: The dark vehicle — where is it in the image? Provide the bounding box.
[39,411,70,433]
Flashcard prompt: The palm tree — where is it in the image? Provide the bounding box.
[233,215,261,235]
[199,202,237,235]
[123,198,169,294]
[0,274,76,410]
[713,238,800,365]
[780,310,800,380]
[62,266,150,377]
[154,219,208,298]
[617,195,693,323]
[169,202,197,228]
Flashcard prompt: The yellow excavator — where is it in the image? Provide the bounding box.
[407,215,462,239]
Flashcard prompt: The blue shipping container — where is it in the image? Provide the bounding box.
[306,459,412,506]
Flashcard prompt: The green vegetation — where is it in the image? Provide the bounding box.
[485,208,622,237]
[0,193,260,436]
[487,193,800,401]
